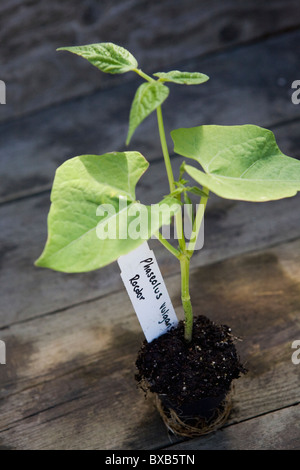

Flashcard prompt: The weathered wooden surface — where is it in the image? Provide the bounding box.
[0,239,299,449]
[0,4,300,450]
[1,0,300,123]
[1,185,300,327]
[1,29,300,203]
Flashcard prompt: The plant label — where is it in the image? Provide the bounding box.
[118,242,178,342]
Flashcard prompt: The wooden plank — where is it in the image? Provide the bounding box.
[166,404,300,450]
[1,168,300,327]
[0,238,299,449]
[1,1,299,123]
[1,29,300,202]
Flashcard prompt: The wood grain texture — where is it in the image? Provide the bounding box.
[0,238,299,449]
[2,30,300,327]
[0,0,299,122]
[1,177,300,327]
[1,29,300,202]
[0,13,300,449]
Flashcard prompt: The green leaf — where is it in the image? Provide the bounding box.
[187,186,209,198]
[168,188,184,198]
[126,82,169,145]
[35,152,180,272]
[153,71,209,85]
[179,161,186,180]
[171,125,300,202]
[57,42,138,74]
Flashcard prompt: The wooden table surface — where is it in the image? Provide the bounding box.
[0,2,299,450]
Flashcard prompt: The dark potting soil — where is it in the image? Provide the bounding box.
[135,315,246,408]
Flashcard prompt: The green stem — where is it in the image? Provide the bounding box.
[134,68,195,341]
[133,68,155,83]
[132,67,208,343]
[134,69,185,250]
[180,254,193,342]
[181,188,209,341]
[187,187,209,256]
[156,106,175,193]
[154,231,181,258]
[156,105,186,253]
[155,104,195,341]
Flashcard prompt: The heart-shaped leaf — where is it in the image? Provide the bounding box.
[57,43,138,74]
[126,82,169,145]
[171,125,300,201]
[35,152,179,272]
[154,70,209,85]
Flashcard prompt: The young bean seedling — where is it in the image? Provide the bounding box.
[36,42,300,344]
